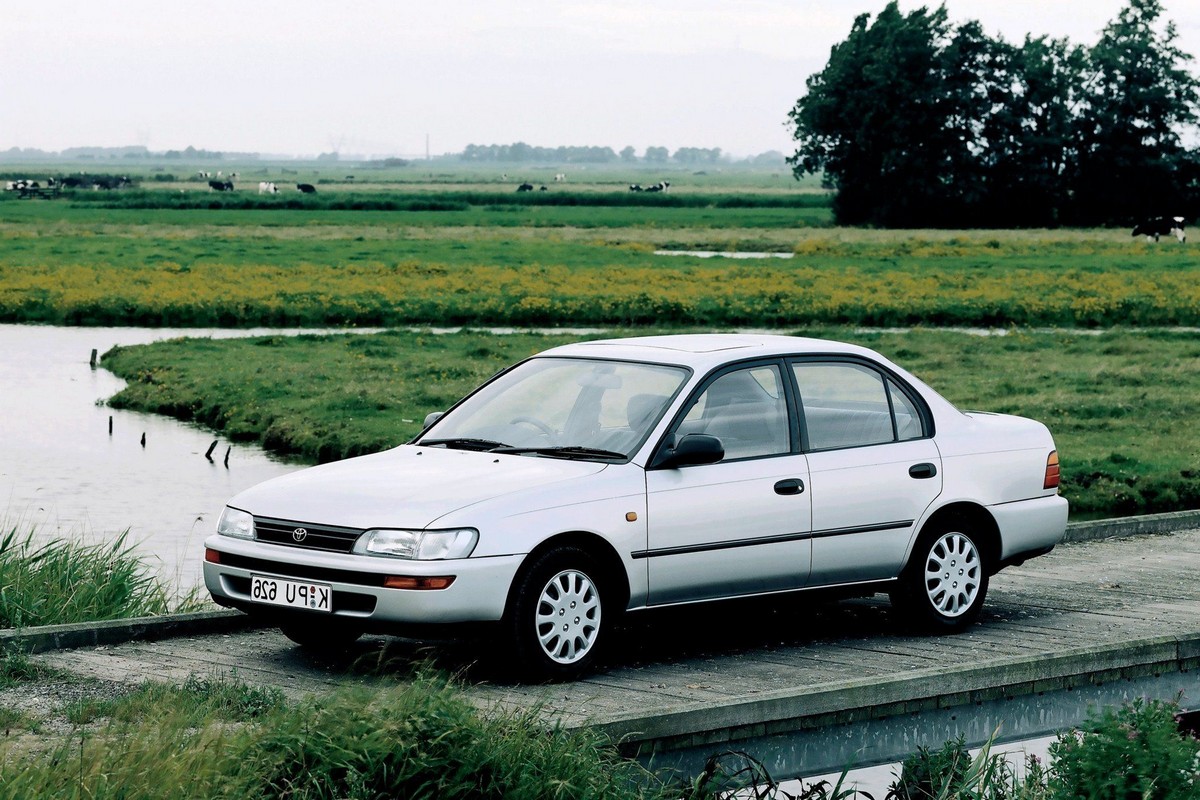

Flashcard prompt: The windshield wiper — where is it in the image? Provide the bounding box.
[419,437,510,452]
[493,445,627,461]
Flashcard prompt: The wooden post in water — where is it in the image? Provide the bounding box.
[89,349,97,369]
[140,432,146,448]
[223,446,231,468]
[205,440,218,461]
[108,415,113,435]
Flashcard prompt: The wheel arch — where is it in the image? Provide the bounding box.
[503,531,632,619]
[910,502,1001,576]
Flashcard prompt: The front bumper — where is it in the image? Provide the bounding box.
[203,535,524,625]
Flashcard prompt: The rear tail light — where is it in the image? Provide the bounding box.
[1043,450,1060,490]
[204,548,221,564]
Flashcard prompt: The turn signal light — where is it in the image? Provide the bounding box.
[204,548,221,564]
[1043,451,1060,490]
[384,575,456,590]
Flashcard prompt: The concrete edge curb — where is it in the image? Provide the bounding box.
[0,609,263,655]
[1063,509,1200,543]
[591,631,1200,749]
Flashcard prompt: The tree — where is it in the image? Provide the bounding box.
[644,146,669,163]
[1071,0,1200,223]
[619,146,637,162]
[787,3,963,225]
[787,0,1199,227]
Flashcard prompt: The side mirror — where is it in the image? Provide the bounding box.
[652,433,724,469]
[422,411,444,429]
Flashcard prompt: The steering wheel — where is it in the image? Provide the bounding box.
[510,416,556,437]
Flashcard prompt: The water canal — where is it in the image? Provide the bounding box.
[1,324,307,590]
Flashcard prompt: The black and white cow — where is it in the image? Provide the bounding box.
[516,182,534,192]
[1132,216,1186,243]
[258,181,278,194]
[297,183,317,194]
[208,179,234,192]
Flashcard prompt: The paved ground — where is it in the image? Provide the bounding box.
[24,526,1200,760]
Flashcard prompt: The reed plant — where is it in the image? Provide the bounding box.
[0,526,202,628]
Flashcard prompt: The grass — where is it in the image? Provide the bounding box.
[100,327,1200,519]
[0,671,670,800]
[2,193,1197,329]
[0,526,203,628]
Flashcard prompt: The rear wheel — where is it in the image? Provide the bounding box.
[505,546,610,681]
[279,618,363,650]
[891,521,988,631]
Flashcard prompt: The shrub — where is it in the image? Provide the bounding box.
[1048,698,1200,800]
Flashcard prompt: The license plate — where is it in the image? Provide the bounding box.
[250,574,332,612]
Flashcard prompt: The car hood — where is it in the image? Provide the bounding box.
[226,445,609,530]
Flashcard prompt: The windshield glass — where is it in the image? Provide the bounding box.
[420,357,689,458]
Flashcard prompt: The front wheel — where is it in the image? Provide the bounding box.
[504,547,609,681]
[891,523,988,631]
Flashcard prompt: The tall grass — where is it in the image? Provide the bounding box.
[0,673,668,800]
[0,526,202,628]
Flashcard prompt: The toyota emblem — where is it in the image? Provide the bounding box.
[292,528,308,542]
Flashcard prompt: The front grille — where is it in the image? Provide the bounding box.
[254,516,364,553]
[221,552,388,588]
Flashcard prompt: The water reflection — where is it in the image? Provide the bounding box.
[0,324,323,590]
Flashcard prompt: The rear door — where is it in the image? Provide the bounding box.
[791,360,942,586]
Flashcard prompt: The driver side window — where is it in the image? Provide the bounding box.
[679,365,789,460]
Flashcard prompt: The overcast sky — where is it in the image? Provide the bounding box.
[4,1,1199,158]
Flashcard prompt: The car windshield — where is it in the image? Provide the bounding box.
[419,357,689,459]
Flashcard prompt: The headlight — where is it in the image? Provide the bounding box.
[217,506,255,539]
[353,528,478,560]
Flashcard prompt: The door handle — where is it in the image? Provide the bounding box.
[774,478,805,495]
[909,462,938,479]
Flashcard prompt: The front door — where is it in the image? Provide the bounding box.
[642,363,813,604]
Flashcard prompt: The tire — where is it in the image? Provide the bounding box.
[504,546,610,681]
[279,618,363,650]
[891,520,989,632]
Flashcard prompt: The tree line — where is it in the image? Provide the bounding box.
[458,143,728,165]
[787,0,1200,227]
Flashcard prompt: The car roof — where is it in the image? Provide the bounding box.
[536,333,882,370]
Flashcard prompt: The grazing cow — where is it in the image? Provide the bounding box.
[297,183,316,194]
[209,179,234,192]
[554,173,565,182]
[517,182,534,192]
[258,181,278,194]
[539,185,548,191]
[644,181,671,193]
[629,184,643,192]
[1132,216,1186,243]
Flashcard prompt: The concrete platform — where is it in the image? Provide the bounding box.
[26,523,1200,776]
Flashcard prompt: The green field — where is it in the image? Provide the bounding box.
[1,186,1197,328]
[5,165,1199,517]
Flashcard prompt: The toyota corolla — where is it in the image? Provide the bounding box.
[204,334,1067,680]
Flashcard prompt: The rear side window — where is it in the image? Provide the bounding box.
[793,362,923,450]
